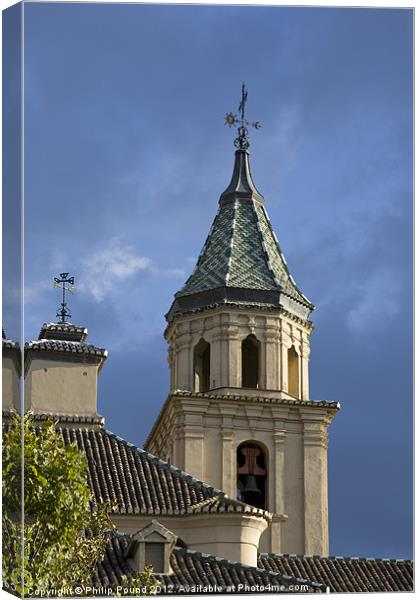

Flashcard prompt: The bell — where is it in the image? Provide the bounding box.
[242,475,261,497]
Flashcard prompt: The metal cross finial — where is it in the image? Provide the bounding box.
[224,83,261,150]
[53,272,75,323]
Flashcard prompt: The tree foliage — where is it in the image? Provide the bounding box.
[2,412,155,597]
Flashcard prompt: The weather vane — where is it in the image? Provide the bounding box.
[53,272,75,323]
[224,83,261,150]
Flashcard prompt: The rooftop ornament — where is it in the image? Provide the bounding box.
[53,272,75,323]
[224,83,261,150]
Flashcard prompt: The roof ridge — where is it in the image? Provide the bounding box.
[174,547,325,588]
[224,199,237,285]
[252,200,282,290]
[260,552,413,564]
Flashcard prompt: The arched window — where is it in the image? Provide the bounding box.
[237,442,267,510]
[241,335,260,388]
[288,346,299,398]
[193,339,210,392]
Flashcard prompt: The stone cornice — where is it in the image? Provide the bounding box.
[165,303,313,339]
[144,389,339,450]
[173,389,339,410]
[24,340,108,374]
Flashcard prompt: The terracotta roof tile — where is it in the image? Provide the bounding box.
[93,535,326,593]
[258,553,413,593]
[3,415,269,520]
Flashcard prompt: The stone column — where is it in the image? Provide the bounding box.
[300,411,329,555]
[280,323,291,393]
[211,318,224,389]
[175,322,192,391]
[301,338,310,401]
[264,323,280,390]
[168,343,176,392]
[224,317,240,388]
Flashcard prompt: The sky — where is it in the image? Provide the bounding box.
[3,3,413,559]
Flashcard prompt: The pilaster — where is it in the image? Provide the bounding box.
[179,401,209,481]
[300,410,329,555]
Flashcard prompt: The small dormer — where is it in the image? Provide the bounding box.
[24,322,107,417]
[124,520,176,575]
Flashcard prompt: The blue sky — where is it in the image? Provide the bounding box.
[5,3,413,559]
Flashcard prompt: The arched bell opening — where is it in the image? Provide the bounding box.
[193,338,210,392]
[287,345,299,398]
[241,334,260,389]
[236,441,267,510]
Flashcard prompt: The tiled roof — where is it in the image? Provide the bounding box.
[2,410,106,428]
[24,323,108,370]
[170,389,340,409]
[94,534,326,593]
[258,553,414,593]
[171,150,312,317]
[38,322,88,342]
[2,335,21,373]
[2,337,20,351]
[2,414,269,520]
[25,339,107,358]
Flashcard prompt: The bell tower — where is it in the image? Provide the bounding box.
[166,144,313,400]
[145,88,339,556]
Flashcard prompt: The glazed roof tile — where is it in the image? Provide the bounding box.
[171,150,312,316]
[177,199,309,305]
[258,553,413,593]
[94,535,326,593]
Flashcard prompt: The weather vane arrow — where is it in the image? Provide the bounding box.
[224,83,261,150]
[53,272,75,323]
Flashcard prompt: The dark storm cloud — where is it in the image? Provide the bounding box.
[17,4,413,558]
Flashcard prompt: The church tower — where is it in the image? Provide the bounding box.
[145,89,339,556]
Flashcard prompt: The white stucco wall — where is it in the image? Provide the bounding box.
[25,358,99,415]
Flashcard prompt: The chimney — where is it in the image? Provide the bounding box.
[24,322,107,417]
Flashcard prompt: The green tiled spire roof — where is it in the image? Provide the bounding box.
[167,149,313,321]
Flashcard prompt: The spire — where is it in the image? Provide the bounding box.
[166,88,313,323]
[220,149,264,203]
